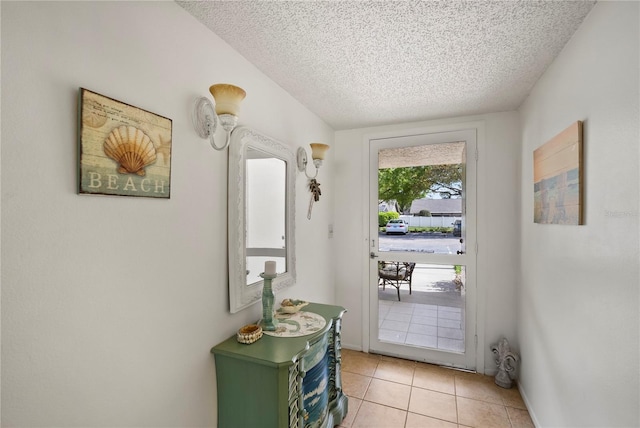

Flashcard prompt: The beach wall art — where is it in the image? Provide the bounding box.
[533,121,584,225]
[78,88,172,198]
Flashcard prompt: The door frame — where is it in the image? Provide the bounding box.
[360,120,486,373]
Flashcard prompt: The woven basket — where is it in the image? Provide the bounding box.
[237,324,263,344]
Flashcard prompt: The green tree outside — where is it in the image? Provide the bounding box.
[378,164,462,213]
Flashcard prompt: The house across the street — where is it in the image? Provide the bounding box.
[410,198,461,216]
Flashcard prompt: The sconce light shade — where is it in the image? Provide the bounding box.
[209,84,246,116]
[310,143,330,161]
[193,83,246,151]
[297,142,329,179]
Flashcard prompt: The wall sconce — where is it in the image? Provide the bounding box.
[297,143,329,219]
[192,84,246,151]
[297,143,330,179]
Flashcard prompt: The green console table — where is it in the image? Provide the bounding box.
[211,303,348,428]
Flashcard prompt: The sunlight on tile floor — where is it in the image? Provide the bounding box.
[339,349,534,428]
[379,300,465,352]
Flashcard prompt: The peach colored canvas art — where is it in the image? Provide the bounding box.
[533,121,583,225]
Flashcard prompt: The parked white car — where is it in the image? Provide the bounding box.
[385,219,409,235]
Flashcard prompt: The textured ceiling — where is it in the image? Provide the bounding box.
[379,142,465,168]
[178,0,596,130]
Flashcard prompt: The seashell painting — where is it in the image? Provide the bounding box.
[79,88,172,198]
[103,125,157,176]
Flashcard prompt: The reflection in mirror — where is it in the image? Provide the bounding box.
[246,148,286,285]
[228,127,296,313]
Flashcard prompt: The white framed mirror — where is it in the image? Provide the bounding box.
[228,126,296,313]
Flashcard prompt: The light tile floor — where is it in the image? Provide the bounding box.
[379,300,465,353]
[339,349,534,428]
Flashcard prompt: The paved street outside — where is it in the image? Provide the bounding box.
[378,231,463,254]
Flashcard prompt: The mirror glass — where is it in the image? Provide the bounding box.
[246,148,286,285]
[228,127,296,313]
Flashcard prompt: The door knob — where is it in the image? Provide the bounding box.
[370,252,379,259]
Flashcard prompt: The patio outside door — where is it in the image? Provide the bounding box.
[367,128,477,370]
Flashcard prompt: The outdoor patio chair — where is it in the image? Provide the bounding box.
[378,261,416,301]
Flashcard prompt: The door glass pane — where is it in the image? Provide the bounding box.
[370,129,476,369]
[378,263,465,353]
[378,142,465,254]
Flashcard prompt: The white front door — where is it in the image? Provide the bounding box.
[366,128,477,370]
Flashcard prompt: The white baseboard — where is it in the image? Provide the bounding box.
[341,343,363,352]
[518,382,540,427]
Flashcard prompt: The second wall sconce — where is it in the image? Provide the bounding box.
[192,83,246,151]
[297,143,330,220]
[297,143,330,179]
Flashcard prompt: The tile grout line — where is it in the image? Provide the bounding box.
[404,369,415,428]
[453,372,458,427]
[351,372,373,425]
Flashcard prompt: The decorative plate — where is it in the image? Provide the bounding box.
[262,311,326,338]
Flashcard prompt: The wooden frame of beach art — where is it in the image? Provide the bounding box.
[533,121,584,225]
[78,88,172,198]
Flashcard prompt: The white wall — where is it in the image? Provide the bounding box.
[1,2,334,426]
[518,2,639,427]
[333,111,521,374]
